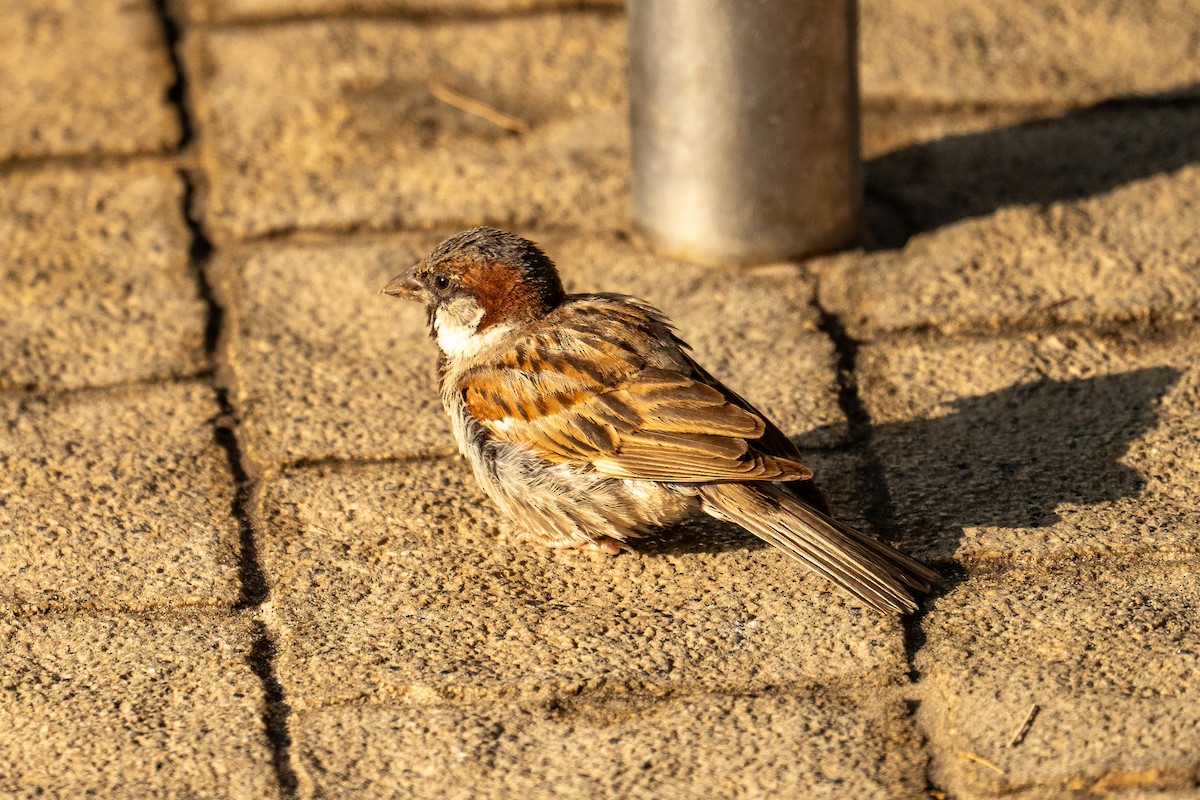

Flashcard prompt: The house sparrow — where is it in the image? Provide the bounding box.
[384,227,939,613]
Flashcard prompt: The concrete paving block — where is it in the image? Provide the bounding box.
[179,0,621,25]
[822,107,1200,335]
[211,234,451,472]
[0,614,278,799]
[867,105,1200,235]
[862,0,1200,107]
[217,230,843,471]
[916,556,1200,800]
[856,330,1200,567]
[0,0,180,160]
[0,165,209,391]
[860,102,1056,161]
[0,382,242,612]
[254,454,906,711]
[186,14,626,240]
[291,688,924,800]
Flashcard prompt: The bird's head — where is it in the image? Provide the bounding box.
[383,227,566,359]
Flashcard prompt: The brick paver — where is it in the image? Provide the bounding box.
[291,689,923,799]
[255,456,904,712]
[186,13,626,240]
[0,615,278,799]
[918,555,1200,800]
[861,0,1200,106]
[0,165,209,391]
[0,382,242,612]
[822,110,1200,335]
[0,0,180,160]
[858,330,1200,566]
[5,0,1200,797]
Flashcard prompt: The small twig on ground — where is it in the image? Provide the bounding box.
[1008,703,1041,748]
[428,83,530,134]
[956,750,1006,776]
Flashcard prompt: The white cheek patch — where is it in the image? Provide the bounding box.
[434,299,512,359]
[434,309,481,358]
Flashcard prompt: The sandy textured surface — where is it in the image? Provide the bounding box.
[187,13,627,240]
[0,165,209,391]
[0,0,180,160]
[858,330,1200,566]
[0,383,242,612]
[255,455,902,711]
[0,615,278,799]
[291,689,923,800]
[4,0,1200,797]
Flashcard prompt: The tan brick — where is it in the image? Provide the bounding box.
[822,108,1200,336]
[212,234,450,472]
[255,455,907,711]
[862,0,1200,107]
[187,14,626,240]
[0,165,209,391]
[860,101,1054,161]
[0,615,278,799]
[216,230,843,472]
[0,382,242,612]
[185,0,1200,111]
[857,331,1200,566]
[0,0,180,160]
[292,688,923,800]
[916,556,1200,800]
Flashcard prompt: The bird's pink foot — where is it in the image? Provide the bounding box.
[537,535,637,555]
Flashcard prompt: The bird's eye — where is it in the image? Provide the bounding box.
[434,273,450,290]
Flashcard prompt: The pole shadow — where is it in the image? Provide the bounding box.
[854,366,1181,561]
[863,89,1200,247]
[643,368,1181,578]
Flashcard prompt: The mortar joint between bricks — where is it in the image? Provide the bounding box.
[151,3,299,796]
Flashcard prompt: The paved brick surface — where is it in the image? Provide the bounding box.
[0,382,241,612]
[256,454,904,712]
[211,234,451,472]
[861,0,1200,106]
[917,555,1200,800]
[7,0,1200,797]
[0,0,180,160]
[0,165,209,392]
[860,102,1055,160]
[0,615,278,799]
[822,109,1200,336]
[865,105,1200,237]
[857,329,1200,567]
[215,230,843,472]
[186,13,626,240]
[291,688,923,800]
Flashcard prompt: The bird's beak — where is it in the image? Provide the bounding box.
[381,267,424,301]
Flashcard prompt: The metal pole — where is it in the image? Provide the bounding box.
[628,0,862,266]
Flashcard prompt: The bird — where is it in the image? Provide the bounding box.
[383,227,939,613]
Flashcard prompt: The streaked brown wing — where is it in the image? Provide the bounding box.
[678,351,831,513]
[458,298,813,484]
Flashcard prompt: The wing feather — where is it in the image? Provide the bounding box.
[458,295,813,484]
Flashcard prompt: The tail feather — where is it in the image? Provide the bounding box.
[699,483,940,614]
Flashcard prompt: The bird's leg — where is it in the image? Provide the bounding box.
[532,534,637,556]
